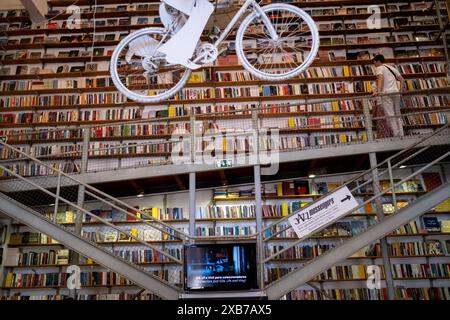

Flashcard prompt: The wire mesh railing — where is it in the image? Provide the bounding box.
[0,94,449,296]
[260,121,450,293]
[0,88,449,178]
[0,141,191,288]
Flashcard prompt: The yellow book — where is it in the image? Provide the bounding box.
[276,182,283,197]
[331,101,339,111]
[434,199,450,212]
[189,72,203,83]
[281,202,289,216]
[168,105,176,117]
[343,65,350,77]
[287,118,296,128]
[5,272,13,287]
[333,116,340,128]
[151,207,159,219]
[441,220,450,233]
[340,134,347,143]
[66,210,74,223]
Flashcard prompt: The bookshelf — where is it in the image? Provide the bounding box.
[1,163,449,299]
[0,0,449,300]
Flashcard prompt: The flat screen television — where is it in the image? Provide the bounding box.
[184,243,258,291]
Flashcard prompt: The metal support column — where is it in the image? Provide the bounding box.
[189,172,196,239]
[363,99,396,299]
[254,164,264,290]
[70,128,90,299]
[188,111,197,239]
[251,111,265,290]
[434,0,450,75]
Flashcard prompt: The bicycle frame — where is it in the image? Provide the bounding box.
[213,0,278,49]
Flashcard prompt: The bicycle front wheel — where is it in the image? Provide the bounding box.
[236,4,319,81]
[110,27,191,103]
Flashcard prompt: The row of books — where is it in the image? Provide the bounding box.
[47,4,159,15]
[195,226,257,236]
[265,264,380,282]
[0,109,143,124]
[114,248,181,263]
[8,232,58,245]
[285,288,388,300]
[0,93,126,108]
[1,294,162,300]
[399,63,446,74]
[392,263,450,279]
[402,95,450,109]
[0,60,444,82]
[0,161,80,177]
[266,243,340,260]
[322,48,445,63]
[0,78,446,98]
[4,271,134,288]
[5,249,70,266]
[280,2,443,16]
[263,115,363,129]
[195,205,256,219]
[404,113,448,126]
[87,142,171,157]
[390,239,450,257]
[80,227,183,243]
[405,78,449,91]
[284,287,450,300]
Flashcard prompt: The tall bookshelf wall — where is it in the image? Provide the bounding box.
[1,164,449,300]
[0,0,449,178]
[0,0,449,300]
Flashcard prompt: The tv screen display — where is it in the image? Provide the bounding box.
[184,243,258,291]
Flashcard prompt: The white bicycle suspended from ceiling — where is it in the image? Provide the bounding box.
[110,0,320,103]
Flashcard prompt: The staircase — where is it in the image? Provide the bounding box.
[260,123,450,299]
[0,124,448,300]
[0,141,191,299]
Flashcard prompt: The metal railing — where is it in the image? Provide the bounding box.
[260,121,450,297]
[0,87,449,178]
[0,88,449,297]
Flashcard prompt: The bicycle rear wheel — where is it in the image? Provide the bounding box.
[110,27,191,103]
[235,4,319,81]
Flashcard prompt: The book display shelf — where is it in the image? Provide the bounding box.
[1,163,449,300]
[0,0,449,300]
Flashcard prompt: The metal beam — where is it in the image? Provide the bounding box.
[265,182,450,300]
[189,172,196,238]
[1,135,449,193]
[0,193,181,300]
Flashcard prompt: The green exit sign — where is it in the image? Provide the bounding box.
[216,159,233,168]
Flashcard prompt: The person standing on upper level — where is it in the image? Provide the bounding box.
[372,54,406,137]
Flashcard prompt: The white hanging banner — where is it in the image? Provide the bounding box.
[288,186,359,239]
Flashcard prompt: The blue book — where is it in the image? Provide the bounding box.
[422,217,441,232]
